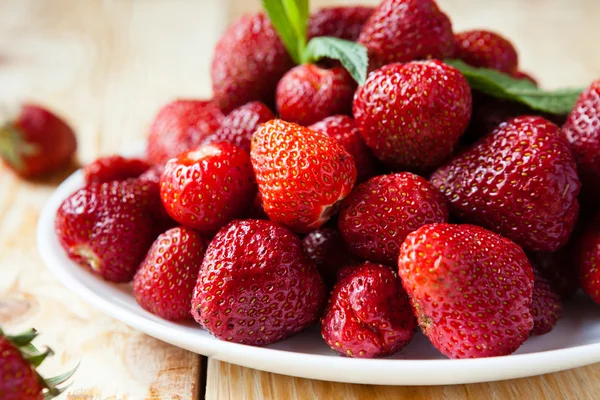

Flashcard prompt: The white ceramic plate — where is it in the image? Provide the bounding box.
[37,167,600,386]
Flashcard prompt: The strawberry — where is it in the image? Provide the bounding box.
[357,0,454,69]
[431,116,580,252]
[530,247,579,300]
[276,64,356,126]
[146,99,224,165]
[577,215,600,304]
[0,104,76,179]
[191,219,326,346]
[251,119,357,233]
[338,172,448,265]
[531,269,562,335]
[83,155,150,184]
[310,115,380,183]
[321,262,415,358]
[398,223,534,359]
[55,180,157,282]
[353,60,471,172]
[246,192,268,220]
[211,13,294,113]
[138,164,177,232]
[453,30,519,74]
[160,142,256,235]
[133,226,208,321]
[307,6,374,42]
[203,101,274,152]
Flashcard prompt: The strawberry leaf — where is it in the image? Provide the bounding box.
[303,36,368,85]
[262,0,307,64]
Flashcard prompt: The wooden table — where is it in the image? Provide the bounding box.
[1,0,599,398]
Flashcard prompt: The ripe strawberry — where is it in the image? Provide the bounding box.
[138,163,177,233]
[453,30,519,74]
[191,219,326,346]
[160,142,256,235]
[55,180,157,282]
[531,269,562,335]
[0,104,76,179]
[146,99,224,165]
[530,247,579,300]
[357,0,454,69]
[307,6,374,41]
[321,263,415,358]
[83,155,150,184]
[133,227,208,321]
[577,215,600,304]
[398,223,534,359]
[310,115,380,183]
[338,173,448,265]
[431,116,580,252]
[211,13,294,113]
[203,101,274,152]
[246,192,268,220]
[353,60,471,172]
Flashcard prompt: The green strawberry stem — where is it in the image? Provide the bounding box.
[0,123,39,171]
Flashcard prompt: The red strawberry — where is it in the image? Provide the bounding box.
[353,60,471,172]
[276,64,356,126]
[246,192,268,220]
[211,13,294,113]
[137,163,177,232]
[531,269,562,335]
[321,262,415,358]
[338,172,448,265]
[83,155,150,184]
[55,180,157,282]
[310,115,380,183]
[146,99,224,165]
[160,142,256,235]
[577,215,600,304]
[191,219,326,346]
[431,116,580,252]
[453,30,519,74]
[398,223,534,359]
[358,0,454,69]
[203,101,274,152]
[308,6,374,42]
[530,248,579,300]
[0,104,76,179]
[133,227,208,321]
[251,119,357,233]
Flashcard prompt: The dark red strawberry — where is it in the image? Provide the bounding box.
[353,60,471,172]
[0,104,76,179]
[358,0,454,69]
[133,227,208,321]
[83,155,150,184]
[146,99,224,165]
[251,119,357,233]
[453,30,519,74]
[191,219,326,346]
[530,248,579,300]
[577,215,600,304]
[211,13,294,113]
[55,180,157,282]
[531,269,562,335]
[321,262,415,358]
[307,6,374,41]
[160,142,256,235]
[431,116,580,252]
[246,192,268,220]
[398,223,534,359]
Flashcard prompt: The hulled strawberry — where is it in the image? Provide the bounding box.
[453,30,519,74]
[191,219,326,346]
[531,269,562,335]
[577,215,600,304]
[398,223,534,359]
[84,155,150,184]
[308,6,374,41]
[160,142,256,235]
[251,119,356,233]
[353,60,471,172]
[431,116,580,252]
[321,262,415,358]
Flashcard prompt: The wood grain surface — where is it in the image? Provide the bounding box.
[0,0,599,399]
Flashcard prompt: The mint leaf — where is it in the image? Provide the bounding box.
[281,0,308,50]
[303,36,368,85]
[262,0,304,63]
[445,59,583,115]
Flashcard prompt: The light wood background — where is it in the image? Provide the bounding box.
[0,0,599,399]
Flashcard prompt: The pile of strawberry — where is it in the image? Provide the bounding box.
[44,0,600,360]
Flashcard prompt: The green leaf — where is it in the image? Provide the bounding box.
[6,328,38,346]
[282,0,308,50]
[303,36,369,85]
[262,0,306,64]
[445,59,583,115]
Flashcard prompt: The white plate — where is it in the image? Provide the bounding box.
[37,167,600,386]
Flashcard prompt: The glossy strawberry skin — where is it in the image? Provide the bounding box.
[146,99,224,165]
[577,216,600,304]
[339,173,448,265]
[308,6,374,41]
[353,61,471,172]
[160,142,256,235]
[133,227,208,321]
[321,263,415,358]
[84,155,150,184]
[191,219,327,346]
[398,224,534,359]
[531,269,562,335]
[454,30,519,74]
[358,0,454,69]
[251,119,357,233]
[431,116,580,252]
[211,14,294,113]
[0,336,44,400]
